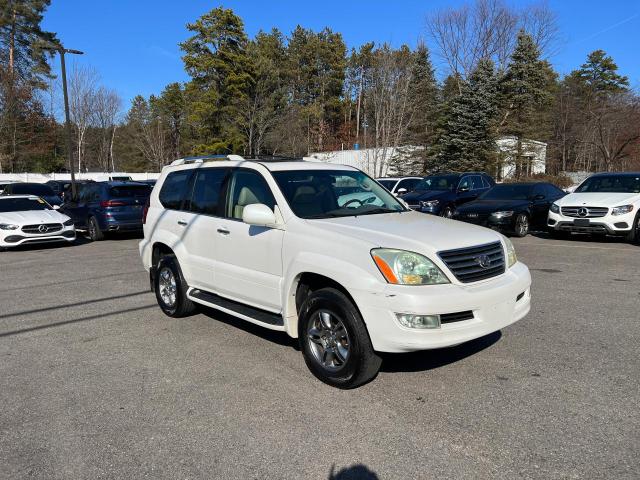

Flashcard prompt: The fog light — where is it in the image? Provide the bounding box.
[396,313,440,329]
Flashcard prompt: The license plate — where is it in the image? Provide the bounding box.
[467,213,479,218]
[574,218,590,226]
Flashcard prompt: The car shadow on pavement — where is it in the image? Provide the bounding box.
[3,235,92,252]
[199,305,299,350]
[529,230,629,244]
[379,330,501,373]
[328,464,379,480]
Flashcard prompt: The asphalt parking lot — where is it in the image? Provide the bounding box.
[1,234,638,479]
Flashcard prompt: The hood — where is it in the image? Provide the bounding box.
[307,211,502,256]
[556,192,640,206]
[0,209,70,225]
[456,199,530,213]
[400,190,450,203]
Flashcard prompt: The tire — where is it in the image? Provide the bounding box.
[441,205,455,219]
[626,213,640,244]
[154,255,197,318]
[298,287,381,389]
[88,216,104,241]
[513,213,530,237]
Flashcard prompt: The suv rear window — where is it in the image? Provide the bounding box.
[109,185,151,198]
[159,171,192,210]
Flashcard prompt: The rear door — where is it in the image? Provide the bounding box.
[456,176,480,206]
[213,168,284,312]
[530,184,550,226]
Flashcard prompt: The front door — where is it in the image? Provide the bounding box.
[214,168,284,312]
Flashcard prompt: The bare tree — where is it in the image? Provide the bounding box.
[69,65,99,173]
[93,87,121,171]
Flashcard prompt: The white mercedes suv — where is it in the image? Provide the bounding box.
[0,195,76,249]
[140,156,531,388]
[548,172,640,243]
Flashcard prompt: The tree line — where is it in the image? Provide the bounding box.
[1,0,638,176]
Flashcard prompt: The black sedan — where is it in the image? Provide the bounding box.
[452,182,566,237]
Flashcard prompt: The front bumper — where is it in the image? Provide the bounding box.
[547,210,634,235]
[353,262,532,353]
[0,228,76,247]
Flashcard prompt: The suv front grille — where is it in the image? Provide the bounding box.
[22,223,63,234]
[561,206,608,218]
[438,241,505,283]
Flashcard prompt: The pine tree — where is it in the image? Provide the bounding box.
[433,59,499,173]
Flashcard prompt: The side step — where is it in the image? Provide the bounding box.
[189,288,284,326]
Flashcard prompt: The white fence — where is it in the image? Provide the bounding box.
[0,172,161,183]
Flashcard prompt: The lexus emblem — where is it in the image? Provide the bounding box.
[475,254,491,269]
[577,207,589,217]
[38,224,48,233]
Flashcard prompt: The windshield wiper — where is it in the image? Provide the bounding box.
[355,208,401,216]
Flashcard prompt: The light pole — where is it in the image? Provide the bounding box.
[45,44,84,199]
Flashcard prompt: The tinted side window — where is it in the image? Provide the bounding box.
[470,175,484,190]
[533,184,545,198]
[458,176,471,191]
[397,179,419,192]
[159,170,192,210]
[189,168,229,216]
[545,184,562,197]
[226,169,276,220]
[481,176,492,189]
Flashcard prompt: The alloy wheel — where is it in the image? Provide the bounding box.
[307,310,351,371]
[516,215,529,236]
[158,267,177,307]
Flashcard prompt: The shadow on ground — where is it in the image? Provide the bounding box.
[329,464,379,480]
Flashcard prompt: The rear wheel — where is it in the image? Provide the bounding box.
[299,288,381,389]
[154,255,197,317]
[88,216,104,241]
[513,213,530,237]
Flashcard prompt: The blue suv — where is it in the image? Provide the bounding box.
[61,182,152,241]
[400,172,495,218]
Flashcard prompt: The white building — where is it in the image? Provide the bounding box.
[310,136,547,179]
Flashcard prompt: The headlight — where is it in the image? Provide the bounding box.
[504,237,517,268]
[63,219,74,226]
[491,211,514,218]
[420,200,439,208]
[371,249,450,285]
[550,203,560,214]
[0,223,19,230]
[612,205,633,216]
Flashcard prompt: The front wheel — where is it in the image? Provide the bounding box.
[626,213,640,244]
[441,206,455,218]
[299,288,381,389]
[513,213,530,237]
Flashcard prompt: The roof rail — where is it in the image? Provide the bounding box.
[170,154,245,166]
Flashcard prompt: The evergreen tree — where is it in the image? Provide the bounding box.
[572,49,629,97]
[433,59,499,173]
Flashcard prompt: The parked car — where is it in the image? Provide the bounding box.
[140,156,531,388]
[453,182,566,237]
[376,177,422,196]
[0,195,75,249]
[0,181,17,194]
[400,172,495,218]
[548,172,640,243]
[1,182,62,206]
[61,181,152,241]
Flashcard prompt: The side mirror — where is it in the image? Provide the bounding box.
[396,188,408,195]
[242,203,276,227]
[52,205,60,210]
[534,194,545,200]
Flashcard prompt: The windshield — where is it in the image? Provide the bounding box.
[0,197,51,212]
[576,175,640,193]
[481,184,532,200]
[109,185,151,198]
[414,175,459,191]
[11,183,55,196]
[377,179,397,190]
[272,170,406,219]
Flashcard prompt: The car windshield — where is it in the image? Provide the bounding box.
[0,197,50,212]
[109,185,151,198]
[414,175,459,191]
[272,170,406,219]
[481,184,532,200]
[576,175,640,193]
[377,179,397,190]
[10,183,55,196]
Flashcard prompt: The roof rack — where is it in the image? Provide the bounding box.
[170,154,245,166]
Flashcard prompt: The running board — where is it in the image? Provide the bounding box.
[188,288,284,327]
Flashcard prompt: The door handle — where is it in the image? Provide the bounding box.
[177,220,188,226]
[217,227,230,235]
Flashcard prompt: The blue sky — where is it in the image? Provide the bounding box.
[42,0,640,108]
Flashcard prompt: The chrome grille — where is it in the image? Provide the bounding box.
[438,241,505,283]
[561,206,608,218]
[21,223,63,234]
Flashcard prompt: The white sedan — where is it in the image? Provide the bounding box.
[0,195,76,249]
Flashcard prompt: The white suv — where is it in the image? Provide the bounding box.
[140,156,531,388]
[548,172,640,243]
